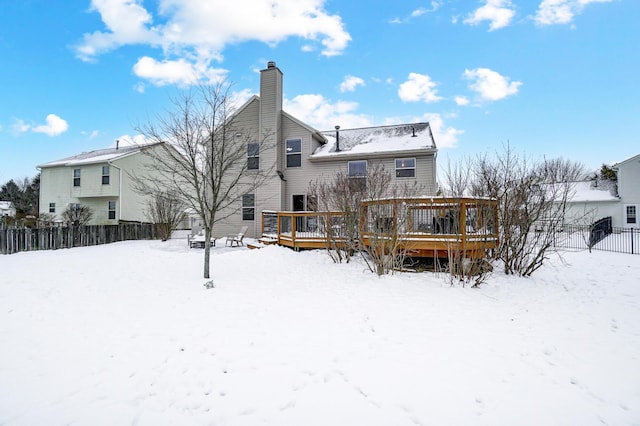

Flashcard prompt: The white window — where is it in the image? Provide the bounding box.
[49,202,55,213]
[286,139,301,168]
[395,158,416,178]
[108,201,116,220]
[102,166,110,185]
[348,160,367,178]
[242,194,255,221]
[626,205,637,225]
[348,160,367,192]
[247,143,259,170]
[73,169,81,187]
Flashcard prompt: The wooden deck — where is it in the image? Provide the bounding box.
[261,197,499,259]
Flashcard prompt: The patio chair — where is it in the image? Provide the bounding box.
[226,226,248,247]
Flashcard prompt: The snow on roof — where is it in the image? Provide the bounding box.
[613,152,640,168]
[569,181,619,202]
[0,201,15,209]
[38,143,161,168]
[311,122,435,158]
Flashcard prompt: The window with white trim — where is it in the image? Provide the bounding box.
[49,202,55,213]
[108,201,116,220]
[286,139,301,168]
[626,205,637,224]
[348,160,367,192]
[242,194,255,221]
[247,143,259,170]
[73,168,81,187]
[395,158,416,178]
[102,165,110,185]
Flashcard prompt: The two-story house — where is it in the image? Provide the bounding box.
[214,61,438,239]
[37,61,438,235]
[38,142,167,224]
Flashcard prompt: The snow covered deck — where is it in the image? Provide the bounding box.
[262,197,499,258]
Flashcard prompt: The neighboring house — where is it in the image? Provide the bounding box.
[38,142,168,225]
[563,181,620,226]
[215,61,438,239]
[0,201,16,217]
[615,153,640,228]
[564,153,640,229]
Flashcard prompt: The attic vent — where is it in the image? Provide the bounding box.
[267,61,276,69]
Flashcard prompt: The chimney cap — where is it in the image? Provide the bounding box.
[267,61,276,69]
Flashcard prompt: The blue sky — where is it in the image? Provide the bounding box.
[1,0,638,182]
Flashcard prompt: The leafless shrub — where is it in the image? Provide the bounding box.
[467,145,584,276]
[310,163,422,275]
[145,190,186,241]
[61,204,93,226]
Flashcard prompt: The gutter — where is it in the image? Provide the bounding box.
[308,147,437,162]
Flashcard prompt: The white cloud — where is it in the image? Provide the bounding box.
[339,75,365,93]
[132,56,228,86]
[464,68,522,101]
[390,2,441,24]
[230,88,256,110]
[11,119,31,135]
[284,94,372,130]
[418,113,463,148]
[13,114,69,136]
[116,134,154,147]
[464,0,516,31]
[454,96,470,106]
[75,0,351,86]
[534,0,611,26]
[32,114,69,136]
[398,73,442,103]
[75,0,159,61]
[81,130,100,140]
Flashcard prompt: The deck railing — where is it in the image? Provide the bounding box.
[261,197,499,258]
[360,197,499,258]
[271,211,347,250]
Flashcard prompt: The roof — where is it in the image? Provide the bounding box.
[38,142,163,168]
[0,201,16,210]
[282,111,327,144]
[310,122,436,160]
[568,181,619,203]
[613,153,640,168]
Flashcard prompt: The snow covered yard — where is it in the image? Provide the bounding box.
[0,238,639,425]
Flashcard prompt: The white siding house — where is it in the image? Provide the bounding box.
[214,61,438,239]
[564,153,640,229]
[0,201,16,217]
[615,153,640,228]
[38,142,168,225]
[37,62,439,236]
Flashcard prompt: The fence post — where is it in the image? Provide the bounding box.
[631,228,635,255]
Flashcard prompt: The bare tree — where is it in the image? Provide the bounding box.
[132,82,272,278]
[469,146,584,276]
[145,189,186,241]
[308,168,368,264]
[62,204,93,226]
[309,163,422,275]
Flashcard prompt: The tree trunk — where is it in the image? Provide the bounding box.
[203,227,212,279]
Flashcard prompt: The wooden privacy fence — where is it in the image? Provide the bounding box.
[0,223,158,255]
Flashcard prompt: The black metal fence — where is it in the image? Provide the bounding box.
[553,222,638,255]
[0,223,158,255]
